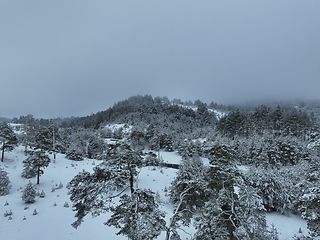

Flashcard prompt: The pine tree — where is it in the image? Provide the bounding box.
[33,126,53,152]
[87,134,105,159]
[130,127,145,151]
[299,187,320,237]
[105,189,166,240]
[246,166,291,213]
[0,168,11,196]
[0,122,18,162]
[22,150,50,184]
[169,153,209,226]
[196,143,239,239]
[65,143,85,161]
[234,183,269,239]
[67,143,145,230]
[21,181,36,203]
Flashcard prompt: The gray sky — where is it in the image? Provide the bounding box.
[1,1,320,118]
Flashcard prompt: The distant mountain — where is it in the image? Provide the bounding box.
[0,117,11,123]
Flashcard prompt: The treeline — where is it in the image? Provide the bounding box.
[217,105,318,139]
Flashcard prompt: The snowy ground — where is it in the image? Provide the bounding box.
[0,146,310,240]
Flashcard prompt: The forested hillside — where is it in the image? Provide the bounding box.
[4,95,320,239]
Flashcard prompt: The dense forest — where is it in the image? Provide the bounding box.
[3,95,320,239]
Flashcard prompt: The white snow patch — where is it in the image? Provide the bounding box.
[266,212,310,240]
[104,123,132,134]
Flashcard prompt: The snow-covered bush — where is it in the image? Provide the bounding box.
[39,190,45,198]
[33,209,38,215]
[4,210,12,217]
[0,168,11,196]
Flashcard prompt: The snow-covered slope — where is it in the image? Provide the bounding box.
[0,145,310,240]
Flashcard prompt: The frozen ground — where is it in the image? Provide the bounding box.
[0,146,311,240]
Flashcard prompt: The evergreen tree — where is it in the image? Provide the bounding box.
[21,181,36,203]
[65,142,85,161]
[197,143,239,239]
[169,153,209,226]
[0,122,18,162]
[0,168,11,196]
[22,150,50,184]
[33,126,53,152]
[87,134,105,159]
[130,127,145,151]
[105,189,166,240]
[67,143,146,230]
[299,187,320,237]
[234,183,269,239]
[246,166,292,213]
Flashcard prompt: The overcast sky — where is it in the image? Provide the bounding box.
[1,1,320,118]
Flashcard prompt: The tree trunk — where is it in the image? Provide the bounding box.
[165,228,171,240]
[229,180,235,240]
[37,166,40,184]
[129,168,135,194]
[1,142,4,162]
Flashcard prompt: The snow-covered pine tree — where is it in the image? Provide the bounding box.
[194,191,234,240]
[195,143,239,239]
[21,181,36,204]
[87,134,105,159]
[130,127,145,152]
[105,188,166,240]
[22,150,50,184]
[169,153,209,227]
[67,142,144,230]
[0,168,11,196]
[65,143,85,161]
[33,126,53,152]
[0,122,18,162]
[246,166,292,213]
[299,187,320,237]
[234,183,269,239]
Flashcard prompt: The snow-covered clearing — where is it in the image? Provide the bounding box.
[0,146,310,240]
[266,212,309,240]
